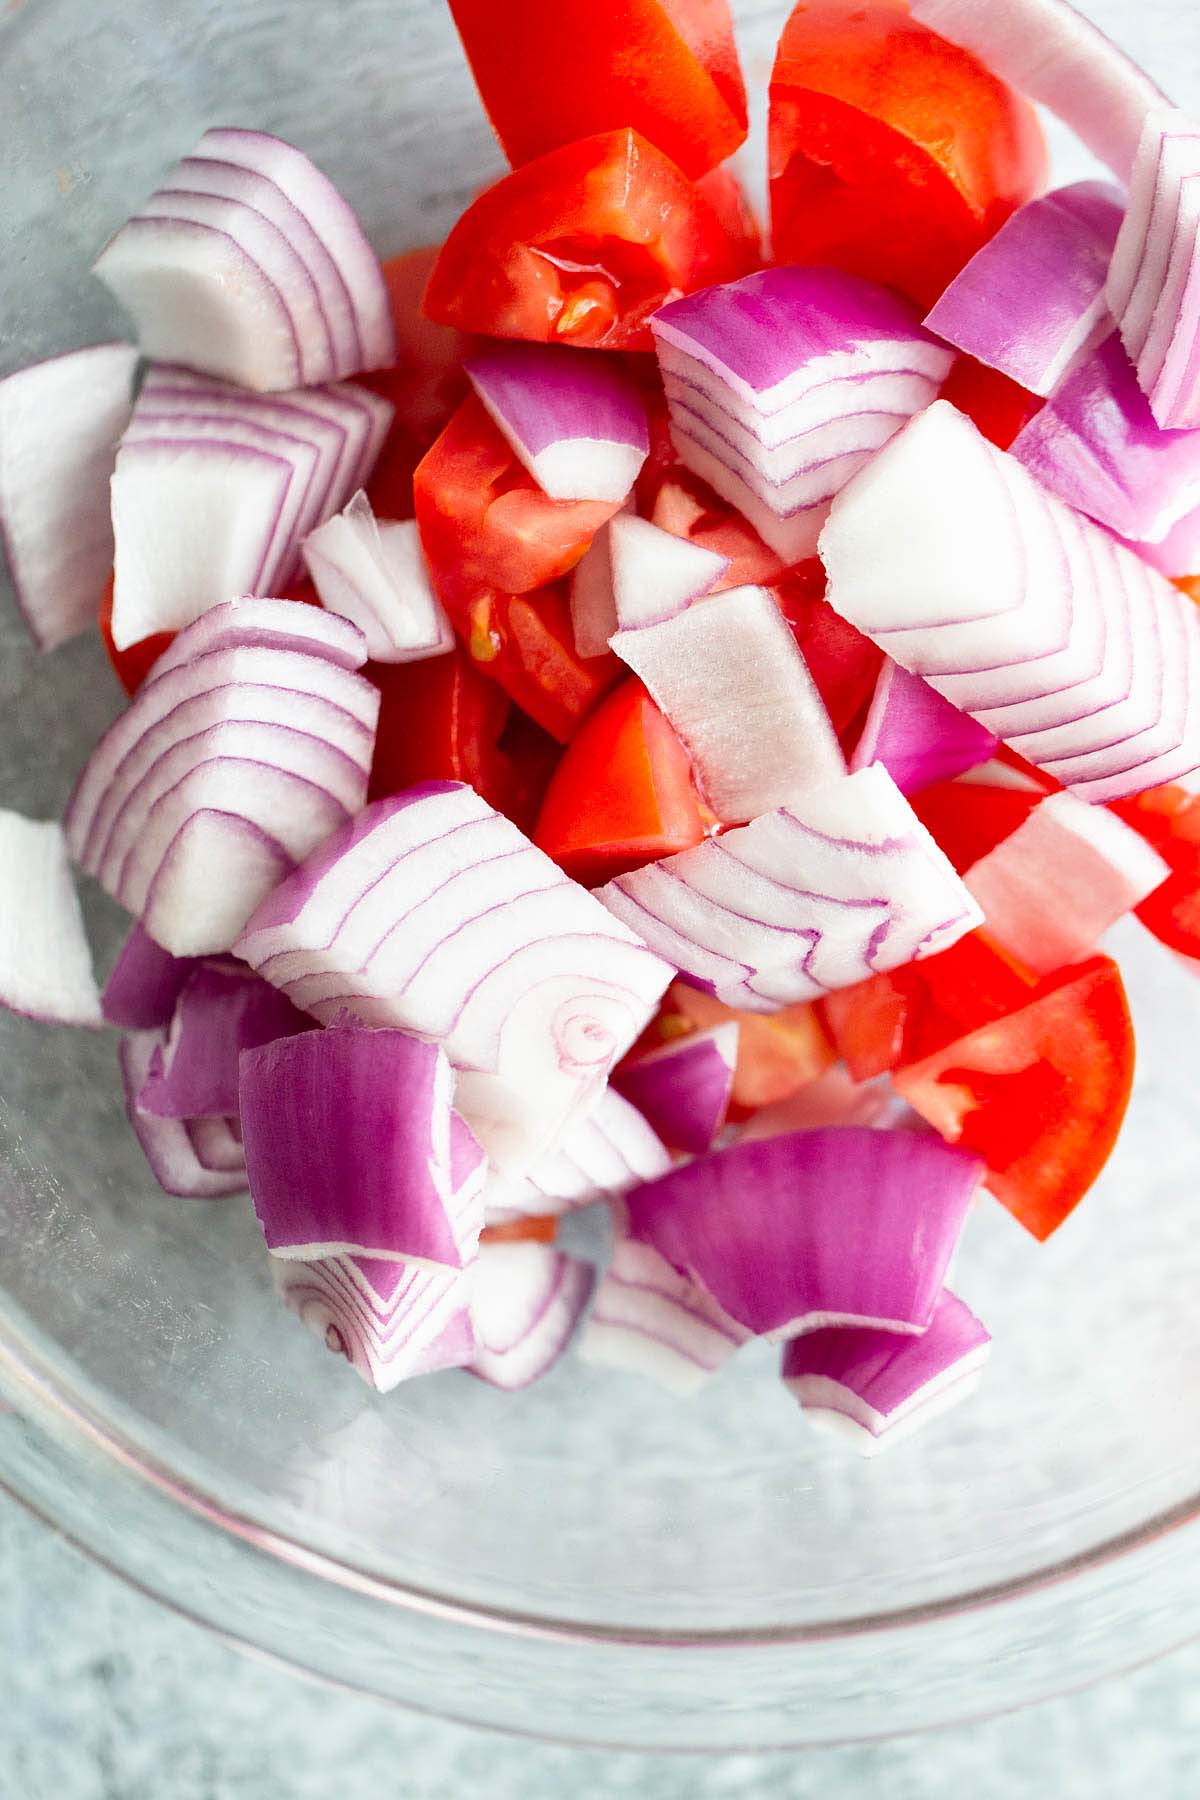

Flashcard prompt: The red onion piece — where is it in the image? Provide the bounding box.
[909,0,1169,180]
[101,924,196,1030]
[608,513,729,630]
[820,400,1200,802]
[924,184,1124,398]
[612,1024,737,1155]
[234,784,674,1173]
[624,1127,983,1341]
[963,790,1168,972]
[93,128,394,389]
[651,268,952,561]
[302,494,454,663]
[851,662,999,795]
[465,342,649,503]
[185,1114,246,1175]
[782,1290,991,1456]
[467,1241,596,1391]
[146,593,370,677]
[272,1252,475,1392]
[1011,332,1200,544]
[611,583,845,822]
[138,962,312,1119]
[597,765,982,1012]
[120,1030,245,1198]
[241,1024,485,1266]
[0,344,137,652]
[737,1067,898,1142]
[483,1086,670,1224]
[0,812,101,1027]
[579,1232,751,1396]
[1121,504,1200,578]
[1108,110,1200,430]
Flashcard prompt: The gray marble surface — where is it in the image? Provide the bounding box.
[3,1492,1199,1799]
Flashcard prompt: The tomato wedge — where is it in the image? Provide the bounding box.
[423,129,749,351]
[534,678,706,884]
[637,982,836,1118]
[893,956,1135,1240]
[445,0,747,179]
[939,354,1042,450]
[768,0,1046,307]
[1110,785,1200,961]
[644,473,789,588]
[909,777,1044,874]
[695,163,763,273]
[99,573,175,695]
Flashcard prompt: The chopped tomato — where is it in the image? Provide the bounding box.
[637,982,835,1116]
[1175,576,1200,603]
[910,778,1043,875]
[422,129,749,351]
[771,560,884,744]
[768,0,1046,308]
[893,956,1135,1240]
[822,930,1041,1081]
[645,473,789,588]
[695,163,764,273]
[940,354,1042,449]
[367,648,557,832]
[1110,785,1200,961]
[445,0,746,179]
[534,678,706,884]
[481,1216,559,1244]
[98,573,175,694]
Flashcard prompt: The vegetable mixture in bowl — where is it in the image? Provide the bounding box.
[3,0,1199,1458]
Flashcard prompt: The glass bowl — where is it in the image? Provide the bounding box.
[4,0,1200,1753]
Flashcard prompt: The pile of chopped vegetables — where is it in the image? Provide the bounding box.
[6,0,1200,1456]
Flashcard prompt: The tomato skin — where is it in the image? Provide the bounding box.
[98,573,175,694]
[634,982,835,1116]
[768,0,1046,308]
[909,778,1043,875]
[534,678,706,884]
[893,956,1135,1240]
[939,355,1042,450]
[1110,785,1200,960]
[423,129,749,351]
[445,0,746,179]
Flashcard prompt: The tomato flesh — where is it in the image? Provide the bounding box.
[480,1216,559,1245]
[636,983,836,1117]
[909,777,1043,875]
[940,354,1042,449]
[771,559,884,744]
[1110,785,1200,960]
[768,0,1046,308]
[98,573,175,694]
[423,129,749,351]
[534,678,706,884]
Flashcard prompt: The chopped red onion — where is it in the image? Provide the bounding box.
[146,593,370,676]
[101,925,196,1030]
[120,1030,245,1198]
[597,765,981,1012]
[0,344,137,652]
[924,184,1124,397]
[737,1067,898,1142]
[234,784,674,1173]
[782,1289,991,1456]
[465,343,649,503]
[272,1252,475,1392]
[93,128,394,389]
[241,1024,485,1266]
[820,400,1200,803]
[1011,332,1200,544]
[302,494,453,663]
[651,267,952,561]
[909,0,1168,180]
[611,584,845,822]
[963,790,1169,972]
[185,1114,246,1176]
[483,1087,670,1224]
[608,513,729,630]
[1108,109,1200,430]
[1121,504,1200,578]
[578,1232,751,1396]
[0,812,100,1027]
[568,511,622,659]
[851,662,998,795]
[623,1126,983,1341]
[613,1024,737,1155]
[138,962,312,1118]
[467,1241,596,1390]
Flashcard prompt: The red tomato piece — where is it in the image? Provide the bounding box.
[1175,575,1200,603]
[645,473,789,588]
[480,1216,559,1245]
[695,164,764,273]
[909,778,1043,875]
[534,678,706,884]
[771,559,884,743]
[939,354,1043,450]
[422,129,749,351]
[893,956,1135,1240]
[445,0,746,180]
[634,983,836,1118]
[98,572,175,695]
[822,929,1041,1081]
[1110,785,1200,961]
[768,0,1046,308]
